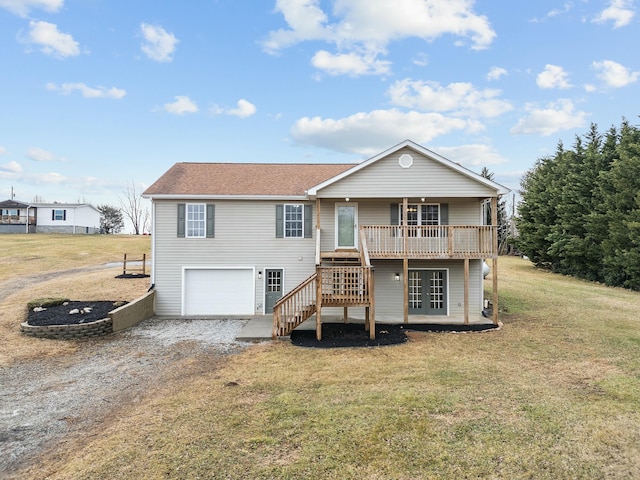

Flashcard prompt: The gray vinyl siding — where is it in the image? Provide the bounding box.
[317,147,496,198]
[152,199,317,316]
[320,259,484,321]
[318,198,483,252]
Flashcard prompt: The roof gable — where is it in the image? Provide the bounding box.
[308,140,509,197]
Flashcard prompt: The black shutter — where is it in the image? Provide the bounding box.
[390,203,399,225]
[275,204,284,238]
[304,204,312,238]
[177,204,185,237]
[440,203,449,225]
[63,210,66,221]
[51,210,55,221]
[206,204,215,238]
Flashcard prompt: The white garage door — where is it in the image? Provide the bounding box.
[183,268,254,315]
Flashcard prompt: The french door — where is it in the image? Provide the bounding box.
[408,269,448,315]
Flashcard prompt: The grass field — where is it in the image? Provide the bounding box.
[4,237,640,479]
[0,234,151,365]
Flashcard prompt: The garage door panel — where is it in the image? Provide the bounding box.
[184,268,253,315]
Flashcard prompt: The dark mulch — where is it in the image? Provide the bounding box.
[115,273,150,279]
[290,322,500,348]
[27,301,122,326]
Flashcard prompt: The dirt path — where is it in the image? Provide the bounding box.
[0,264,116,302]
[0,312,249,477]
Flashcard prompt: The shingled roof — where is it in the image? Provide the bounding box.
[143,163,355,197]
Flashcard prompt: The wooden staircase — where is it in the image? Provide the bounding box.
[272,272,318,338]
[272,231,375,339]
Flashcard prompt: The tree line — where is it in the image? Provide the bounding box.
[516,119,640,290]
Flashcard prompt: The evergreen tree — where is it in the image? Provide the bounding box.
[98,204,124,234]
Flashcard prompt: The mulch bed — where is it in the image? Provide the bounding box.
[27,301,122,326]
[115,273,150,279]
[290,322,499,348]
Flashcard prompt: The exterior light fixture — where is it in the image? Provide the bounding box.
[394,273,401,282]
[345,197,350,202]
[258,271,262,280]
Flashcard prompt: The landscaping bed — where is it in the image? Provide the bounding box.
[21,299,127,339]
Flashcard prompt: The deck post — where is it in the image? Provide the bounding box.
[464,258,469,324]
[403,198,409,324]
[369,267,376,339]
[491,197,499,325]
[343,307,348,323]
[316,267,323,340]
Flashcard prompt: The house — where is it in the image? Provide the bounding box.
[0,200,100,234]
[142,140,509,340]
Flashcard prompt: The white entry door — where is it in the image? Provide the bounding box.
[335,203,358,249]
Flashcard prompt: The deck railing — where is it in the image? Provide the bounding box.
[1,215,36,225]
[360,225,495,258]
[317,266,373,306]
[272,272,317,338]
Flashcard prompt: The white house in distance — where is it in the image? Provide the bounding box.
[0,200,100,234]
[143,140,509,340]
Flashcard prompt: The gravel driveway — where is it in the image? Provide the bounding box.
[0,317,249,477]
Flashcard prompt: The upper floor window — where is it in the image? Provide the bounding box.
[186,203,206,238]
[400,204,440,226]
[284,204,304,238]
[177,203,215,238]
[275,204,312,239]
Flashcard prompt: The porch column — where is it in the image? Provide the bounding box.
[369,268,376,339]
[316,267,323,340]
[464,258,469,324]
[403,197,409,324]
[491,196,499,325]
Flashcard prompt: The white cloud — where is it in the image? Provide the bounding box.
[163,96,199,115]
[46,82,126,99]
[388,79,512,118]
[434,144,507,166]
[510,99,588,136]
[536,64,572,89]
[26,20,80,58]
[210,99,257,118]
[593,0,635,28]
[26,147,62,162]
[0,0,63,17]
[311,50,391,76]
[592,59,639,87]
[0,146,7,155]
[0,160,22,173]
[227,99,257,118]
[140,23,179,62]
[290,109,474,156]
[487,66,507,81]
[263,0,495,76]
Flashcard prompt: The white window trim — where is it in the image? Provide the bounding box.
[400,203,440,226]
[186,203,206,238]
[284,203,304,239]
[53,209,65,221]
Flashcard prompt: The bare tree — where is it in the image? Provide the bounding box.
[119,181,148,235]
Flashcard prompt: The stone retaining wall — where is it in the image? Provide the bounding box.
[20,317,113,339]
[20,290,155,340]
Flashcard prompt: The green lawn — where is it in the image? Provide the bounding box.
[29,257,640,479]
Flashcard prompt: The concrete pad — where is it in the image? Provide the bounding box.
[236,316,273,341]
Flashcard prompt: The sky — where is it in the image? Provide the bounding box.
[1,0,638,231]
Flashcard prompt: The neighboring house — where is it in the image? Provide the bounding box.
[143,140,510,340]
[0,200,100,234]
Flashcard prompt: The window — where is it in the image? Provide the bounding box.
[400,204,440,226]
[186,204,206,238]
[400,204,440,237]
[276,204,312,238]
[53,209,66,221]
[284,204,303,238]
[177,203,214,238]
